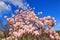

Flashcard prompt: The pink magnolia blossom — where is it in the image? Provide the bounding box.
[15,9,19,14]
[33,31,40,36]
[5,9,60,40]
[16,22,20,26]
[50,34,54,40]
[13,31,18,38]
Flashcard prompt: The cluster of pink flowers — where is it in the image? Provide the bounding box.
[4,10,60,40]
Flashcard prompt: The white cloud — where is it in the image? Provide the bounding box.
[2,0,29,10]
[0,1,11,14]
[0,0,31,15]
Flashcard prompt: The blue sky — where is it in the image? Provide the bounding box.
[0,0,60,30]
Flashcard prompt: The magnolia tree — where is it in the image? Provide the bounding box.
[4,9,60,40]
